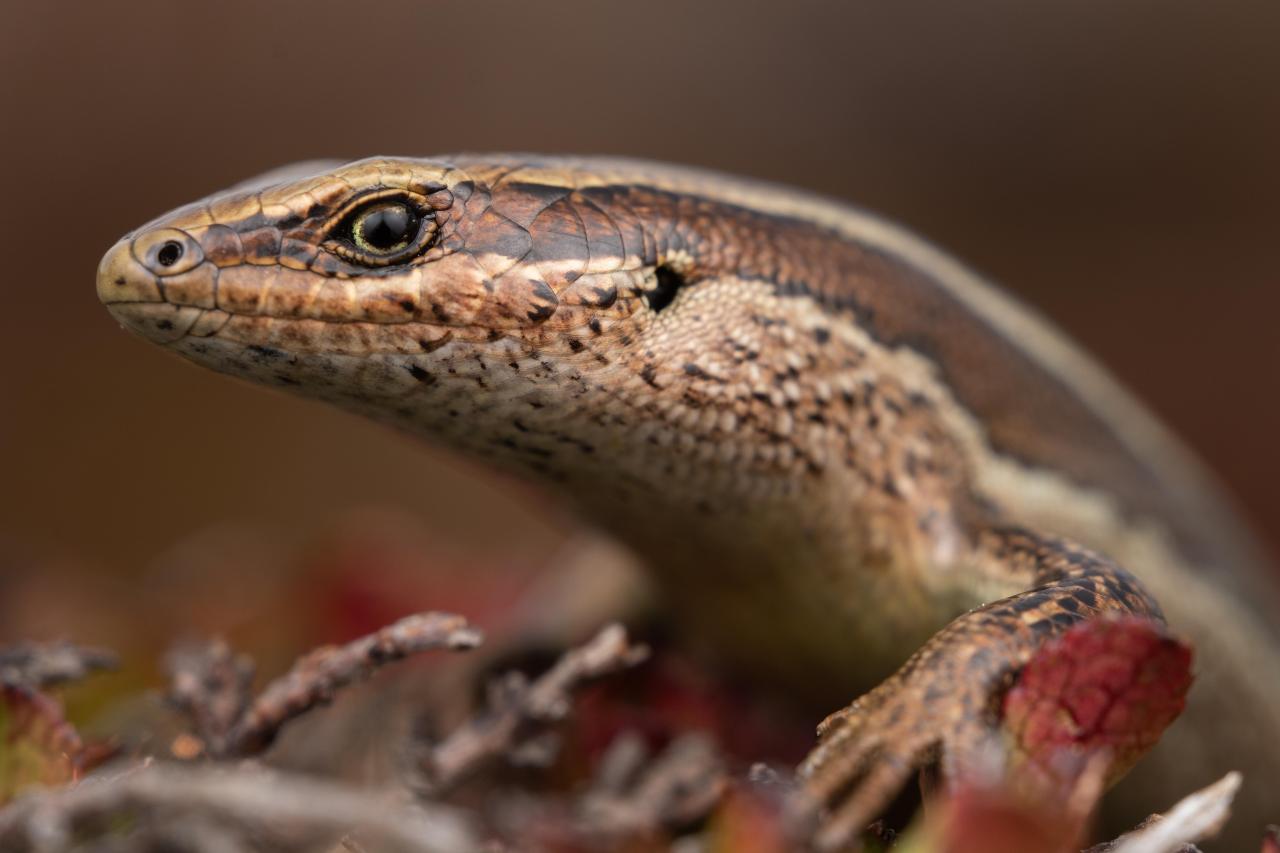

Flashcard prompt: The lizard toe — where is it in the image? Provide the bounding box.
[813,745,926,851]
[793,690,942,850]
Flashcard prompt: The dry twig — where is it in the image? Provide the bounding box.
[166,639,255,756]
[419,623,649,795]
[0,642,117,689]
[1086,772,1241,853]
[167,612,482,758]
[0,762,478,853]
[578,732,727,838]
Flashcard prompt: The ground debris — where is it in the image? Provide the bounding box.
[0,605,1263,853]
[0,762,478,853]
[415,622,648,796]
[0,641,117,690]
[577,732,726,838]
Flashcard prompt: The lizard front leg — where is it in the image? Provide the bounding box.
[794,526,1166,850]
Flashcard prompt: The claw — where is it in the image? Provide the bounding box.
[812,749,919,851]
[785,725,880,843]
[800,697,880,778]
[803,735,884,800]
[793,650,993,845]
[815,702,859,738]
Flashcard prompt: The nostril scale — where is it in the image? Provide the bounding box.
[131,228,203,276]
[156,240,184,267]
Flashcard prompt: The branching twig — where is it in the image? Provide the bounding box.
[0,762,478,853]
[167,612,482,759]
[227,612,482,756]
[166,639,254,756]
[0,642,117,689]
[419,623,648,795]
[578,732,727,838]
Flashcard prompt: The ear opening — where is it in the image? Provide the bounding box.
[646,264,685,313]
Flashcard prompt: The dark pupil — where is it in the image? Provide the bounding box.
[359,204,415,250]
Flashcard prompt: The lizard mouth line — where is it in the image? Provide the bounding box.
[104,298,469,357]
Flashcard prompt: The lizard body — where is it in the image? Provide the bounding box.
[98,156,1280,846]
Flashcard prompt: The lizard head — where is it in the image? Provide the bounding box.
[97,157,748,487]
[97,157,571,361]
[98,155,646,417]
[96,155,881,564]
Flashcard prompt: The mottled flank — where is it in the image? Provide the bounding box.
[98,156,1280,847]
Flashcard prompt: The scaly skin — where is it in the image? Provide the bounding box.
[97,156,1280,847]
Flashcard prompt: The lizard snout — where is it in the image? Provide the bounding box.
[97,229,213,344]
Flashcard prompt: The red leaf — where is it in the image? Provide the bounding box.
[1002,616,1193,796]
[935,784,1085,853]
[708,785,791,853]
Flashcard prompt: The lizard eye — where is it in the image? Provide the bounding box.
[352,202,417,252]
[328,196,438,266]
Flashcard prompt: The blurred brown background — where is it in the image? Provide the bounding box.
[2,1,1278,665]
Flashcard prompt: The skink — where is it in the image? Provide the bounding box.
[98,155,1280,847]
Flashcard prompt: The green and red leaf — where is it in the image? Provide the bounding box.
[0,684,86,802]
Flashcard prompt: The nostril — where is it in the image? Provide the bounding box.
[131,228,203,275]
[156,241,184,267]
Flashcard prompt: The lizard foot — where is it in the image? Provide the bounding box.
[791,616,1005,850]
[790,528,1166,850]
